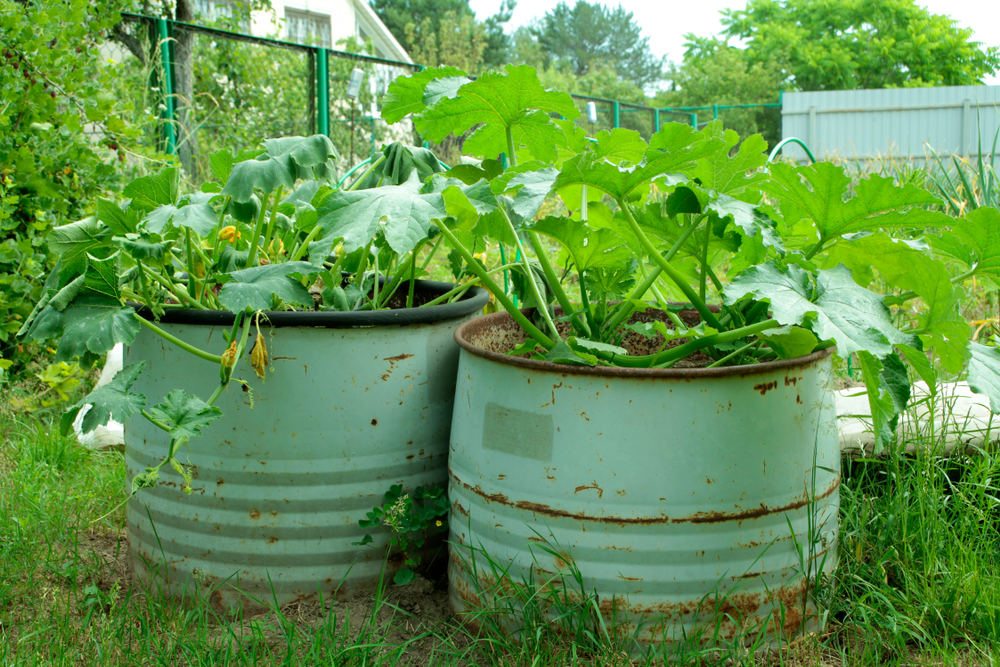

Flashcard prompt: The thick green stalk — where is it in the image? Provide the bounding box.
[699,218,711,302]
[210,195,230,260]
[289,225,322,262]
[437,223,555,348]
[245,190,271,267]
[421,235,444,270]
[501,208,560,341]
[259,186,283,262]
[135,316,224,364]
[185,228,197,298]
[406,250,418,309]
[421,262,521,307]
[145,269,208,310]
[593,319,781,368]
[707,340,761,368]
[529,231,590,337]
[347,154,386,191]
[619,202,722,330]
[605,213,706,333]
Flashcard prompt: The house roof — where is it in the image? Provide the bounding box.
[348,0,412,64]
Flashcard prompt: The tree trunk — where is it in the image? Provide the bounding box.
[173,0,199,179]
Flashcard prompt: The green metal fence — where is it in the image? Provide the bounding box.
[117,13,780,176]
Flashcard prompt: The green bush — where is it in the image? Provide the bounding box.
[0,0,141,379]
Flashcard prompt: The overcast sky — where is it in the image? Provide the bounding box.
[467,0,1000,86]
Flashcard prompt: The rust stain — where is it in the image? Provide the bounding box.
[371,418,378,426]
[453,501,470,517]
[796,394,802,404]
[618,575,642,582]
[249,508,261,520]
[574,481,604,498]
[497,474,506,480]
[384,353,414,363]
[544,467,557,481]
[784,375,799,387]
[754,381,778,396]
[272,356,297,360]
[456,473,839,526]
[216,478,224,485]
[268,536,279,544]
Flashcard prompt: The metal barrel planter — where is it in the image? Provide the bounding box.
[125,281,487,611]
[447,311,840,652]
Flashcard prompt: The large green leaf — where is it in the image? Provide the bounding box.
[758,325,819,359]
[146,389,223,443]
[114,236,171,261]
[48,217,111,265]
[724,262,913,356]
[857,351,910,449]
[221,135,338,203]
[381,66,471,124]
[929,206,1000,279]
[554,124,725,201]
[691,122,769,200]
[968,342,1000,413]
[918,319,970,374]
[425,175,498,229]
[217,262,317,313]
[526,217,631,271]
[26,295,142,365]
[143,195,218,237]
[493,165,560,221]
[707,194,783,251]
[123,168,179,210]
[588,128,648,165]
[61,361,147,436]
[764,162,952,248]
[97,198,139,235]
[315,175,447,254]
[414,65,579,162]
[824,232,953,320]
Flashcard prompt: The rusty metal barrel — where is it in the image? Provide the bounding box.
[448,311,840,651]
[125,282,487,611]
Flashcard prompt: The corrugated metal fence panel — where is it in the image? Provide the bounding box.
[780,86,1000,162]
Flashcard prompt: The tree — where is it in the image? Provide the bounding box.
[405,11,486,73]
[370,0,516,69]
[721,0,1000,91]
[657,37,785,145]
[532,1,663,90]
[0,0,141,376]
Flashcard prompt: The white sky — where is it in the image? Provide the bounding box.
[468,0,1000,87]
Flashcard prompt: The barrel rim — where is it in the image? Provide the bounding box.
[132,280,489,329]
[454,310,835,379]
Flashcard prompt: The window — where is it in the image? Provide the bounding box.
[285,9,332,49]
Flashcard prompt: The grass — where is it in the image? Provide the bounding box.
[4,384,1000,667]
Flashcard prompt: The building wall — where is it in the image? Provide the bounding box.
[780,86,1000,163]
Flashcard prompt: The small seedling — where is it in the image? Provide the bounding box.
[353,484,449,585]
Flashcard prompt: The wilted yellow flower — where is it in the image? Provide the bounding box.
[249,333,267,380]
[219,225,240,242]
[221,340,237,369]
[268,238,285,256]
[334,242,344,256]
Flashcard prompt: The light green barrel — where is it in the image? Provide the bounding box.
[448,312,840,653]
[125,282,487,611]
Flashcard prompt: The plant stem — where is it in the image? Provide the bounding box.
[803,237,827,261]
[136,260,158,311]
[406,250,418,309]
[707,340,761,368]
[529,231,590,337]
[576,267,597,336]
[135,316,224,364]
[347,154,386,191]
[145,269,208,310]
[210,195,230,260]
[245,190,271,267]
[289,225,322,262]
[185,227,197,299]
[421,263,521,307]
[699,217,711,302]
[436,223,555,348]
[259,186,282,263]
[605,213,705,333]
[501,208,560,341]
[619,201,723,330]
[421,235,444,270]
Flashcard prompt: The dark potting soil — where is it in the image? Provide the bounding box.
[468,307,717,369]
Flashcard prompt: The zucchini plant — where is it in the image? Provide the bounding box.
[16,136,484,490]
[367,64,1000,448]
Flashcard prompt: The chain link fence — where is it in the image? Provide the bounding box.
[108,14,780,179]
